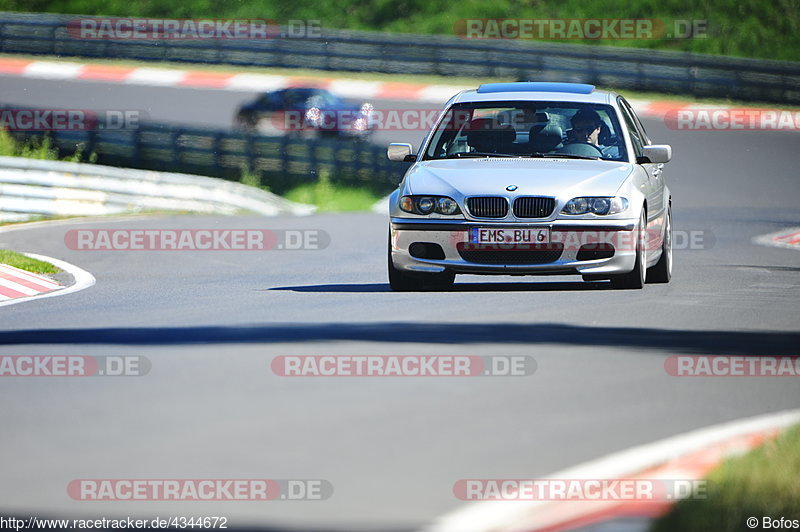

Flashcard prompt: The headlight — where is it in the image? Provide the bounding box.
[399,195,461,216]
[437,197,459,215]
[351,117,368,131]
[305,107,321,123]
[561,196,628,216]
[417,197,435,214]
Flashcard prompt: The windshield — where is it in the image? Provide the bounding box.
[423,101,627,162]
[305,90,341,108]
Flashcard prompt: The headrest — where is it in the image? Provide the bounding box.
[528,112,549,136]
[530,123,563,153]
[466,118,515,151]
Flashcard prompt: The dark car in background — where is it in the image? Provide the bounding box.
[233,87,374,139]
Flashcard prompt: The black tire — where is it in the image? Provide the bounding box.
[647,205,672,284]
[233,113,252,130]
[388,238,454,291]
[388,252,418,291]
[610,209,646,289]
[428,270,456,290]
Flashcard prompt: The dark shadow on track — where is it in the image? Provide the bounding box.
[268,281,614,293]
[0,323,797,355]
[719,264,800,273]
[267,283,390,293]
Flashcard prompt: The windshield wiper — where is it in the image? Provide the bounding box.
[522,153,601,160]
[441,152,516,159]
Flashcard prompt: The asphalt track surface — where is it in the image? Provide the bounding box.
[0,75,799,531]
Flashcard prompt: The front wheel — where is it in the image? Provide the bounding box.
[647,205,672,284]
[233,113,254,131]
[610,210,646,289]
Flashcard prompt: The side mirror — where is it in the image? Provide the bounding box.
[638,145,672,164]
[388,143,416,162]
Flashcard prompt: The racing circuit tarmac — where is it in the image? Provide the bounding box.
[0,74,798,530]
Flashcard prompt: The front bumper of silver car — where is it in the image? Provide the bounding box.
[390,218,640,276]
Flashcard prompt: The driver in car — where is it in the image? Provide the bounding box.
[565,108,620,159]
[566,108,603,147]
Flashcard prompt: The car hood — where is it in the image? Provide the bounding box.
[405,158,634,198]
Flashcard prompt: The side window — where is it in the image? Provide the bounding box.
[618,101,644,158]
[283,90,305,108]
[256,93,275,109]
[619,98,651,145]
[425,108,463,158]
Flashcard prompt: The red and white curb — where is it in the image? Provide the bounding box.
[753,227,800,251]
[0,57,768,120]
[0,58,464,104]
[0,252,95,308]
[0,262,62,301]
[421,409,800,532]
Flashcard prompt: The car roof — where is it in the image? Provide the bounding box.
[451,82,617,105]
[279,87,328,93]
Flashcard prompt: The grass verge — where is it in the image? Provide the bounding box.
[0,249,59,274]
[0,128,96,162]
[650,424,800,532]
[283,173,380,212]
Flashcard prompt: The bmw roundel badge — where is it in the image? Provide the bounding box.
[506,185,518,191]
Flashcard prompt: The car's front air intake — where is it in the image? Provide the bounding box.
[456,243,564,264]
[513,197,555,218]
[466,197,508,218]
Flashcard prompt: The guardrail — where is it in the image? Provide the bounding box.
[1,12,799,104]
[0,155,315,220]
[2,111,410,196]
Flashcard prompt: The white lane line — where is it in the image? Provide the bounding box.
[420,409,800,532]
[0,253,95,308]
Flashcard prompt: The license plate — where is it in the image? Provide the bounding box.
[471,227,550,244]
